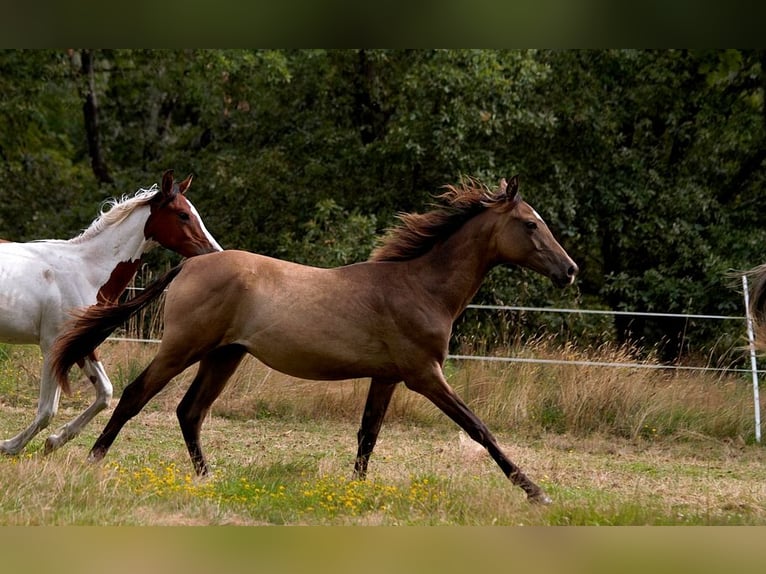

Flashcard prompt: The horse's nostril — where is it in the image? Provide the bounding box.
[568,265,578,277]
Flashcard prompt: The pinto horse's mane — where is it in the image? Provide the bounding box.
[370,178,511,262]
[62,186,160,245]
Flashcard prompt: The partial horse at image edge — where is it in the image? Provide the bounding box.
[52,175,577,503]
[0,170,222,456]
[746,263,766,351]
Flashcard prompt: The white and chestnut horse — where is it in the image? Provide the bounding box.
[0,170,222,455]
[53,176,577,503]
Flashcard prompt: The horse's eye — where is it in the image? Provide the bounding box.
[178,212,191,222]
[525,220,538,231]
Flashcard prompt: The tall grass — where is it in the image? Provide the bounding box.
[1,337,764,525]
[122,268,167,342]
[447,340,754,442]
[1,334,759,445]
[204,338,754,445]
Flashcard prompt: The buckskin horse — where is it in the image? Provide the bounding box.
[52,176,577,503]
[0,170,222,455]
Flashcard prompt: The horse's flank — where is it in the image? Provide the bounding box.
[747,263,766,350]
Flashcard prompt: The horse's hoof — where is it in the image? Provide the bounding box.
[43,436,60,455]
[0,441,21,456]
[528,491,553,505]
[87,448,106,464]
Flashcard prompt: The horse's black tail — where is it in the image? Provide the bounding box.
[747,263,766,353]
[51,263,186,394]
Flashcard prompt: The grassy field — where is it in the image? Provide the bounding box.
[0,340,764,525]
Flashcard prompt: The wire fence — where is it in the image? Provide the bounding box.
[118,280,763,442]
[119,288,756,374]
[451,304,759,373]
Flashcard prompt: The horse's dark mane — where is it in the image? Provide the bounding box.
[370,178,506,262]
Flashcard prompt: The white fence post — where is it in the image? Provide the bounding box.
[741,274,762,444]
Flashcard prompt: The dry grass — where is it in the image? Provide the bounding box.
[0,338,764,525]
[445,341,754,441]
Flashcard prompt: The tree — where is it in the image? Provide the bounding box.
[0,50,93,240]
[529,50,766,358]
[77,49,113,184]
[2,49,765,360]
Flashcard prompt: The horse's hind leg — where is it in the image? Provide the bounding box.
[44,353,113,453]
[353,377,398,479]
[404,362,550,504]
[0,355,61,455]
[176,344,247,476]
[89,351,194,464]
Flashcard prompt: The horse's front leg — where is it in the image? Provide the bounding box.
[44,352,113,453]
[404,361,551,504]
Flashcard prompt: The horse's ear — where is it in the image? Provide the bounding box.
[498,178,508,195]
[161,169,176,198]
[178,174,193,195]
[506,175,520,202]
[500,175,521,204]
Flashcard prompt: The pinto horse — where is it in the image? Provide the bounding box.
[0,170,222,455]
[52,176,577,503]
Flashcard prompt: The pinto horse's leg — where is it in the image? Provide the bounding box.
[404,362,550,504]
[44,353,113,453]
[0,354,61,455]
[353,378,399,479]
[176,344,247,476]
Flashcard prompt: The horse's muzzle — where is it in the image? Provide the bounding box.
[552,262,578,288]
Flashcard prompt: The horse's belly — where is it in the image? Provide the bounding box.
[244,335,395,382]
[0,292,41,344]
[260,357,393,382]
[0,323,39,345]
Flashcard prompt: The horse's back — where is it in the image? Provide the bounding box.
[0,241,87,345]
[0,241,81,288]
[167,249,377,330]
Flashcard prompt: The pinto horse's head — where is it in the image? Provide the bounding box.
[143,170,223,257]
[489,175,578,288]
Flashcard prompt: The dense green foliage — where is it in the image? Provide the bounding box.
[2,49,765,359]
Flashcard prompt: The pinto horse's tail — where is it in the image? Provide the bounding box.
[747,263,766,353]
[51,263,186,394]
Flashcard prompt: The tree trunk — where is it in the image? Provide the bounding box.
[80,49,113,184]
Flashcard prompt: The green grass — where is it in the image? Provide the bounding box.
[0,340,764,525]
[0,405,764,525]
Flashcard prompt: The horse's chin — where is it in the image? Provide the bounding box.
[551,274,575,289]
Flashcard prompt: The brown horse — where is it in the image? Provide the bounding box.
[52,176,577,503]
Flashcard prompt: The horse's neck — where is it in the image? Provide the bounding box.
[78,207,156,298]
[83,207,154,260]
[414,212,497,319]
